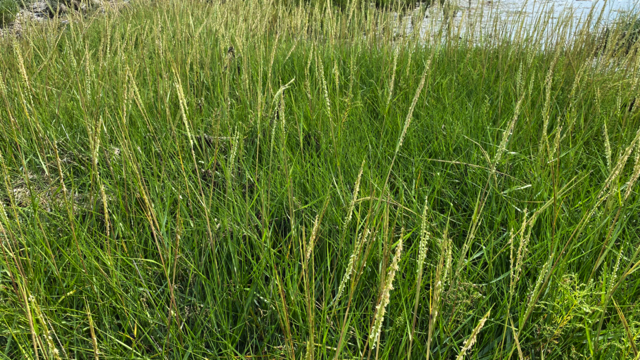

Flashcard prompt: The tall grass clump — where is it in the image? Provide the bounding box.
[0,0,18,27]
[0,0,640,358]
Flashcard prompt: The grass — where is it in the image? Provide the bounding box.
[0,0,19,27]
[0,0,639,358]
[595,14,640,58]
[286,0,432,10]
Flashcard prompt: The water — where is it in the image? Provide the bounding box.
[397,0,638,45]
[478,0,636,26]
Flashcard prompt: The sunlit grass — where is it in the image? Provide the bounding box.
[0,0,639,359]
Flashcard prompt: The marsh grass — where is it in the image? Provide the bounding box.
[0,0,18,27]
[0,0,640,359]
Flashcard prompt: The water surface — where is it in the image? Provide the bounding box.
[406,0,637,44]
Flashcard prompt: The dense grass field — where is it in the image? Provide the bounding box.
[1,0,640,358]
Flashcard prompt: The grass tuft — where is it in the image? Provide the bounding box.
[0,0,639,358]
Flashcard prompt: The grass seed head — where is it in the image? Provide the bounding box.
[334,228,370,305]
[455,309,491,360]
[370,233,403,350]
[494,93,524,168]
[396,58,430,154]
[386,46,400,109]
[345,159,365,229]
[306,214,321,263]
[417,196,430,274]
[604,122,612,172]
[623,142,640,201]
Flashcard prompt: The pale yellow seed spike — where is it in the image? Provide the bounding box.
[333,229,370,305]
[539,52,560,159]
[455,309,491,360]
[370,233,403,350]
[493,93,525,179]
[317,53,332,121]
[344,159,365,229]
[604,122,612,172]
[386,46,400,110]
[396,57,431,155]
[623,143,640,201]
[173,70,193,147]
[417,196,430,274]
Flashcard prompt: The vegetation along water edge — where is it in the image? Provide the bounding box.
[0,0,639,358]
